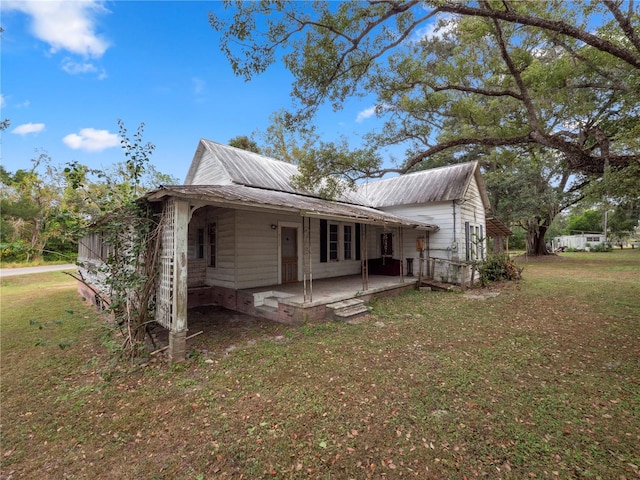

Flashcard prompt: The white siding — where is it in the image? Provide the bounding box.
[199,207,236,288]
[235,210,294,289]
[187,209,207,287]
[310,218,362,279]
[459,177,487,262]
[379,176,487,285]
[380,202,457,261]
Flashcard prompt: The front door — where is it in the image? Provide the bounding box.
[281,227,298,283]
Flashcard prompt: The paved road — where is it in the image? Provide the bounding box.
[0,264,77,278]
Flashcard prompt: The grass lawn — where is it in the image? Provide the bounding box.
[1,250,639,479]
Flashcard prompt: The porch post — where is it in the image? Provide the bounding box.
[361,223,368,291]
[169,197,189,362]
[303,216,307,302]
[303,216,312,303]
[399,227,404,284]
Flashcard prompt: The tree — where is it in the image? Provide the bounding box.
[565,209,604,234]
[256,109,318,164]
[228,135,261,154]
[0,153,70,262]
[211,1,639,176]
[65,120,175,218]
[608,203,640,244]
[70,121,172,359]
[482,147,585,255]
[211,1,640,254]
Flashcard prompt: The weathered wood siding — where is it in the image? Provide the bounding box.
[204,207,236,288]
[309,218,362,280]
[234,210,285,289]
[185,205,236,288]
[459,177,487,262]
[187,208,207,287]
[377,173,487,284]
[380,202,456,260]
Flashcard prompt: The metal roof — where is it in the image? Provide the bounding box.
[359,162,481,207]
[186,139,370,206]
[145,184,439,230]
[486,217,513,237]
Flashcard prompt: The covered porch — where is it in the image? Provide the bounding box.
[145,187,438,362]
[186,274,418,328]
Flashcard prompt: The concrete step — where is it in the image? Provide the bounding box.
[254,305,278,322]
[263,296,280,308]
[334,304,370,319]
[420,280,455,292]
[326,298,364,310]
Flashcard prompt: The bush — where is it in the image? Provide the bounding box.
[0,242,31,262]
[477,254,523,286]
[590,243,612,252]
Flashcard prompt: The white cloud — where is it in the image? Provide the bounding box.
[12,122,45,135]
[63,128,118,152]
[61,58,107,79]
[4,0,110,58]
[16,100,31,108]
[0,94,5,109]
[356,106,377,123]
[62,59,97,74]
[413,13,457,42]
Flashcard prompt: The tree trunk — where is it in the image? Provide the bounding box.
[525,223,549,255]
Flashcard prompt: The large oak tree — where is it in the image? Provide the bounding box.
[211,0,640,254]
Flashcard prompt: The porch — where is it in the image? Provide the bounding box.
[188,273,419,325]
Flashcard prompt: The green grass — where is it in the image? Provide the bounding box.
[1,251,639,479]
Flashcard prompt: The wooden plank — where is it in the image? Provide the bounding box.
[172,198,189,334]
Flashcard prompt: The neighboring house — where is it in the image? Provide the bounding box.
[78,139,506,361]
[552,234,606,251]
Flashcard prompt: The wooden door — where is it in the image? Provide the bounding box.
[281,227,298,283]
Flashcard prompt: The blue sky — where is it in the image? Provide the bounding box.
[1,1,391,182]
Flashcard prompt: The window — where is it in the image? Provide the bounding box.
[329,223,339,261]
[208,222,217,267]
[381,232,393,256]
[197,228,205,259]
[586,236,600,242]
[344,225,352,260]
[465,223,485,261]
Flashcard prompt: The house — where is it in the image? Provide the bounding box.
[78,139,504,361]
[359,162,493,284]
[552,234,606,251]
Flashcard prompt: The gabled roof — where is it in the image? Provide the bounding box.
[359,162,490,210]
[184,139,369,206]
[145,184,438,230]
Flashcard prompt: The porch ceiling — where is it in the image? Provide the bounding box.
[145,184,439,230]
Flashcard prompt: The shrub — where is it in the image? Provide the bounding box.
[477,254,523,285]
[0,242,32,262]
[590,243,612,252]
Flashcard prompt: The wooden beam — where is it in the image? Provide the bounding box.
[170,198,189,362]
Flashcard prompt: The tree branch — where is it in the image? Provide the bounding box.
[439,1,640,69]
[432,84,523,99]
[603,0,640,55]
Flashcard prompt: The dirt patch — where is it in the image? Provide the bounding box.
[149,305,292,358]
